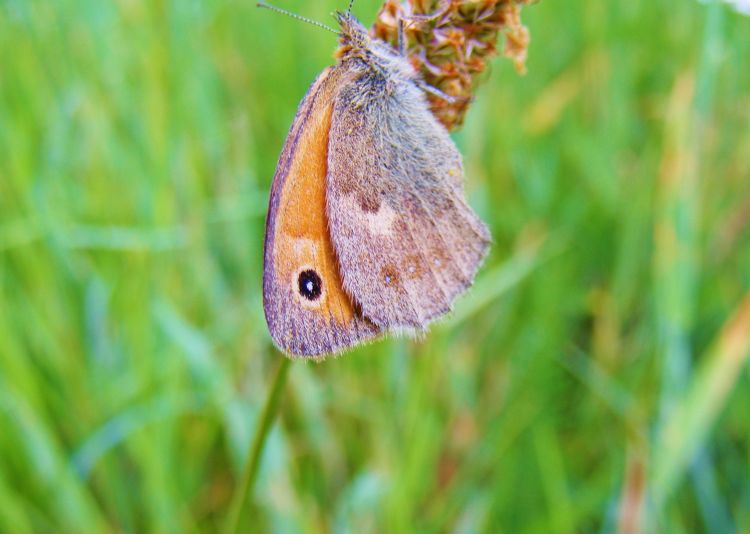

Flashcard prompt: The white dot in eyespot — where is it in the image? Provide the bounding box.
[434,259,441,266]
[385,275,392,283]
[408,265,415,273]
[298,269,322,301]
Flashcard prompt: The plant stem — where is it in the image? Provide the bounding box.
[225,356,291,534]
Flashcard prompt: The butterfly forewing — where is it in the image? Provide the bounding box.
[263,67,380,357]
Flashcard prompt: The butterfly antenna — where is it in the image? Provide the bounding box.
[257,2,338,34]
[347,0,355,14]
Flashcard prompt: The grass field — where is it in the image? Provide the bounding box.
[1,0,750,531]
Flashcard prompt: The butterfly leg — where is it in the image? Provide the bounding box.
[403,0,451,24]
[416,81,470,107]
[395,0,450,57]
[397,18,406,56]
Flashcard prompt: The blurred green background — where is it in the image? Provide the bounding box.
[2,0,750,531]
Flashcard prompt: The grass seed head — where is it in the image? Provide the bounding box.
[372,0,532,130]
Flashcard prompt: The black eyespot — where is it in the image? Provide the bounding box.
[298,270,322,301]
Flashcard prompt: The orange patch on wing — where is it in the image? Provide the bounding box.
[273,84,354,325]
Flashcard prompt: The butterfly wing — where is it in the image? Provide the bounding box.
[263,67,380,357]
[326,74,491,330]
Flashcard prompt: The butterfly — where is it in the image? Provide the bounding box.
[262,6,490,358]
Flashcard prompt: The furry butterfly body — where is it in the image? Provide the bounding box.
[263,12,490,358]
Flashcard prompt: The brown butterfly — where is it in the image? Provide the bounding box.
[262,4,490,358]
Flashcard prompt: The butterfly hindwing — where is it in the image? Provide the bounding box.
[326,71,491,330]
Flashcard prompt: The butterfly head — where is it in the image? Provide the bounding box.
[334,11,372,58]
